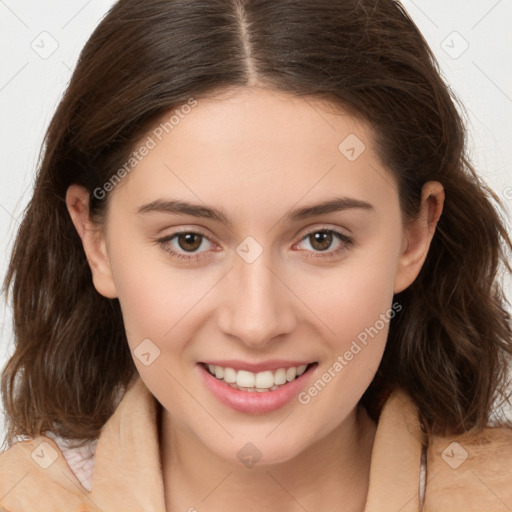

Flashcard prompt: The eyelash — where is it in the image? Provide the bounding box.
[156,227,353,262]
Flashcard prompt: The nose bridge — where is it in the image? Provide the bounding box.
[218,245,295,346]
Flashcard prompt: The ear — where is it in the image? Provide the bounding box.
[393,181,445,294]
[65,184,118,299]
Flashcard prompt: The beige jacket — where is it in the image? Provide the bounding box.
[1,375,511,511]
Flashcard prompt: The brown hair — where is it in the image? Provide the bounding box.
[2,0,511,450]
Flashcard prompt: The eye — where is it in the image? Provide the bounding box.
[157,230,215,262]
[293,228,353,259]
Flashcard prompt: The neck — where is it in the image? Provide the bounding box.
[159,404,377,512]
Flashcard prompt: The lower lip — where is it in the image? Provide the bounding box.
[197,363,318,414]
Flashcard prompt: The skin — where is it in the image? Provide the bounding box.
[66,86,444,511]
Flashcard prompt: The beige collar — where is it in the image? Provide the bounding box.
[90,376,426,511]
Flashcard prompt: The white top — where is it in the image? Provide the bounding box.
[45,431,97,492]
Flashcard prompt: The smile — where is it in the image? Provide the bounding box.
[197,362,319,414]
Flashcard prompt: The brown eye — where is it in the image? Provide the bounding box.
[295,228,353,260]
[157,230,215,261]
[176,232,203,252]
[308,231,333,251]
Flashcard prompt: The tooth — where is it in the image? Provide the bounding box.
[274,368,287,385]
[223,367,237,383]
[256,388,268,392]
[286,367,297,382]
[255,370,274,389]
[208,364,310,389]
[237,370,255,388]
[296,364,307,376]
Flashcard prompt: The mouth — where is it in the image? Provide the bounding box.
[196,361,319,414]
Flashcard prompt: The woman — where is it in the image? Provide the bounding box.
[1,0,512,510]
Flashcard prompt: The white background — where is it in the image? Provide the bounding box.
[1,0,511,439]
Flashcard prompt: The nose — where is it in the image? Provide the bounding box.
[216,250,297,348]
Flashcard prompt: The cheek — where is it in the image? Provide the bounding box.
[296,266,398,435]
[106,232,188,344]
[295,229,401,345]
[107,240,205,398]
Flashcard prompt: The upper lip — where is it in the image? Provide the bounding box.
[200,360,316,373]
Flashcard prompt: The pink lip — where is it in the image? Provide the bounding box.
[200,359,313,373]
[196,362,318,414]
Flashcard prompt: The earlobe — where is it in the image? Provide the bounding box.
[393,181,445,294]
[65,184,118,299]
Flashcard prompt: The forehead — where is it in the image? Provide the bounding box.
[161,86,371,158]
[109,86,398,222]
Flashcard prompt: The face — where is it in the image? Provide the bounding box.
[68,86,442,466]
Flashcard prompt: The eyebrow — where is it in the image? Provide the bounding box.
[137,196,374,226]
